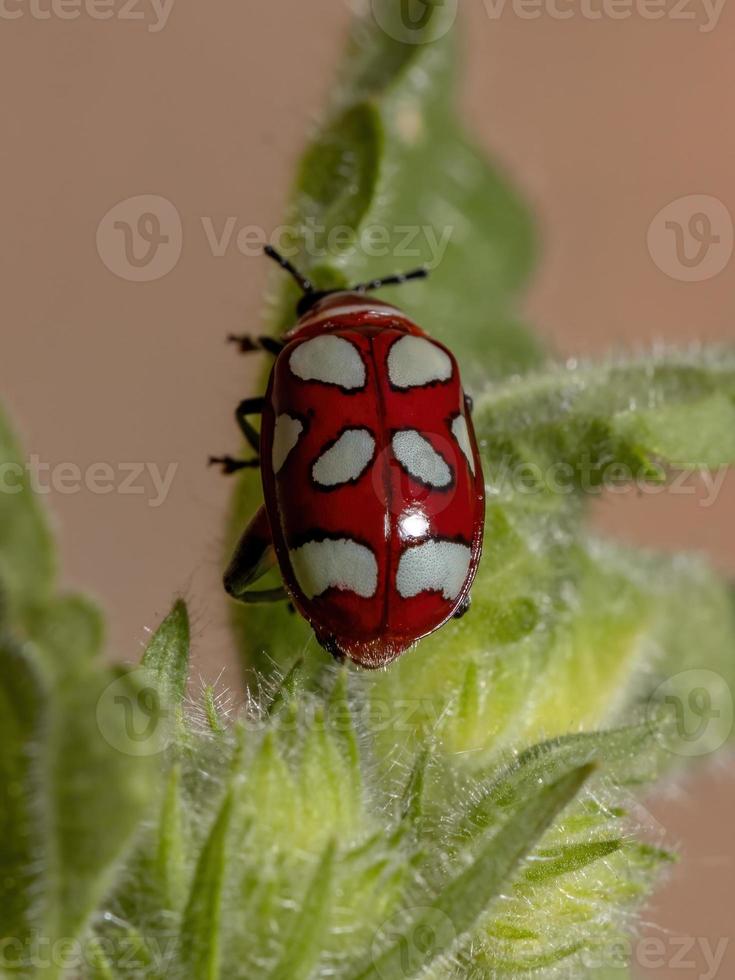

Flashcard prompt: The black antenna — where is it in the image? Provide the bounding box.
[352,267,428,293]
[264,246,429,317]
[264,245,314,294]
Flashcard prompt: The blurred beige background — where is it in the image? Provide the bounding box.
[0,1,733,976]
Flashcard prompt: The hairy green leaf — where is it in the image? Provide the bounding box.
[141,599,190,709]
[0,406,55,625]
[359,765,593,980]
[156,763,186,911]
[179,791,233,980]
[267,840,336,980]
[475,350,735,498]
[52,665,159,940]
[0,638,47,959]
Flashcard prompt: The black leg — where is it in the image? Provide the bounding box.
[453,595,471,620]
[228,586,289,603]
[318,634,347,665]
[235,397,265,454]
[209,455,259,475]
[464,393,474,414]
[228,335,284,357]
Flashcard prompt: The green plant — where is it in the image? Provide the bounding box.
[1,3,734,978]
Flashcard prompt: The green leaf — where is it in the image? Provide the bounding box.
[85,937,118,980]
[179,790,233,980]
[265,656,305,717]
[0,404,163,968]
[52,665,159,940]
[0,406,55,625]
[0,638,160,964]
[400,748,430,828]
[475,350,735,498]
[0,637,47,957]
[522,839,622,882]
[459,726,657,841]
[267,840,336,980]
[26,593,104,673]
[156,763,186,911]
[614,390,735,468]
[358,765,594,980]
[202,685,226,735]
[141,599,190,708]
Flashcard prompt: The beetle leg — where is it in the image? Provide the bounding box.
[235,397,265,454]
[228,335,284,357]
[318,634,347,665]
[464,393,474,414]
[210,397,264,474]
[209,455,259,475]
[453,595,471,619]
[224,505,289,604]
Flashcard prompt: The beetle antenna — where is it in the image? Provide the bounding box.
[353,266,429,293]
[264,245,314,294]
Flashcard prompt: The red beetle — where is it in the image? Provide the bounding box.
[212,247,485,669]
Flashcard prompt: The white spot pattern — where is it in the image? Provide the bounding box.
[392,430,452,488]
[387,335,452,389]
[312,429,375,487]
[290,539,378,599]
[271,414,303,474]
[396,540,472,601]
[289,335,365,389]
[451,414,475,476]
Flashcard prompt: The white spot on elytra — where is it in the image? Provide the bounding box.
[451,414,475,476]
[271,414,303,474]
[289,335,365,389]
[396,540,472,601]
[290,539,378,599]
[392,430,452,488]
[387,335,452,389]
[312,429,375,487]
